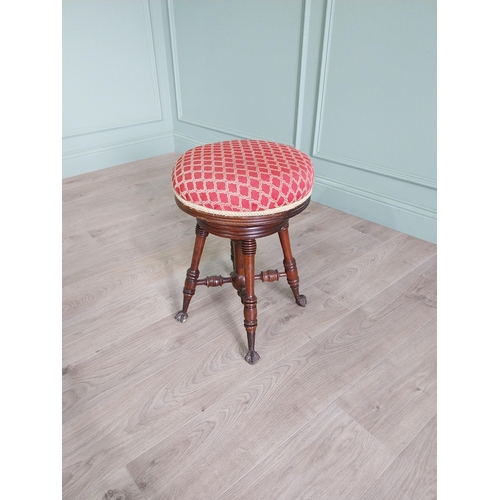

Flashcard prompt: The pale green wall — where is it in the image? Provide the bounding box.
[62,0,175,178]
[163,0,436,242]
[63,0,436,242]
[310,0,436,242]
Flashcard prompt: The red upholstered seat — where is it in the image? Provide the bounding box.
[172,139,314,216]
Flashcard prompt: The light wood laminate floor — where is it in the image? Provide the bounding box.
[62,153,437,500]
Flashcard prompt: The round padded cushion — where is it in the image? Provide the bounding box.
[171,140,314,216]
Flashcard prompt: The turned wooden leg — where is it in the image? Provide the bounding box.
[278,225,307,307]
[175,223,208,322]
[241,239,260,364]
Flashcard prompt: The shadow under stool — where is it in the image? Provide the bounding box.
[171,139,315,364]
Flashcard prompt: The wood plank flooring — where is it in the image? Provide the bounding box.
[62,154,437,499]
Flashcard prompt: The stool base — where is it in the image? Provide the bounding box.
[174,198,310,364]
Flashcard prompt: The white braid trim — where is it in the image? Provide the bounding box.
[174,188,313,217]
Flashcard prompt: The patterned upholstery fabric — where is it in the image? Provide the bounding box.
[172,140,314,216]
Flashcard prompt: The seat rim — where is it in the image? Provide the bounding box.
[172,187,313,219]
[175,196,311,239]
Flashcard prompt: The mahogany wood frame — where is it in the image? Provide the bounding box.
[174,197,310,364]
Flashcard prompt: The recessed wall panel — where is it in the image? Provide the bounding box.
[171,0,304,144]
[63,0,162,136]
[316,0,436,185]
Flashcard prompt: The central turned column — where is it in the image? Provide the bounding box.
[230,240,246,300]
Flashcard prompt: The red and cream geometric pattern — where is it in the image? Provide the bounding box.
[172,140,315,216]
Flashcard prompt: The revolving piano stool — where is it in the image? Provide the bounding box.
[171,139,315,364]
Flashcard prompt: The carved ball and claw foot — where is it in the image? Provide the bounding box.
[175,311,188,323]
[245,349,261,365]
[295,294,307,307]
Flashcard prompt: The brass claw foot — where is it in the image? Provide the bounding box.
[175,311,188,323]
[245,349,261,365]
[295,294,307,307]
